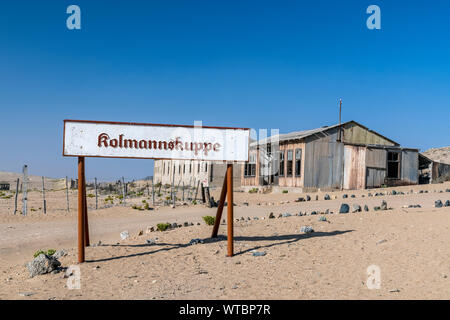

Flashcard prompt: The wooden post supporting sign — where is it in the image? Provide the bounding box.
[211,164,234,257]
[78,157,86,263]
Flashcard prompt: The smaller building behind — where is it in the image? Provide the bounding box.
[153,160,241,189]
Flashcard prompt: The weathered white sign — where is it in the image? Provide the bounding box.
[63,120,249,162]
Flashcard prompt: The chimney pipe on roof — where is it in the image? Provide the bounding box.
[338,99,342,142]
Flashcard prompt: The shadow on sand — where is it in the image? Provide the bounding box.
[86,230,354,263]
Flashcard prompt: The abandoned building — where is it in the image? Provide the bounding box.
[153,160,241,189]
[418,154,450,184]
[241,120,421,191]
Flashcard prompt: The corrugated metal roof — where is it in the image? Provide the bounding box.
[251,123,343,146]
[250,120,400,147]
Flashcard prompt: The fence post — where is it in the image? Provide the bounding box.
[151,177,155,207]
[201,183,206,203]
[121,177,126,205]
[13,178,19,215]
[205,187,211,207]
[65,176,70,212]
[42,176,46,214]
[94,177,98,210]
[171,165,175,207]
[22,165,28,216]
[194,180,200,203]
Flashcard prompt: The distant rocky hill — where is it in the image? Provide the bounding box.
[422,146,450,165]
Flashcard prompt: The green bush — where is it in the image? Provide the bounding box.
[202,215,215,226]
[87,193,95,198]
[33,250,45,258]
[248,188,259,194]
[157,223,171,231]
[33,249,56,258]
[282,190,289,194]
[144,202,150,210]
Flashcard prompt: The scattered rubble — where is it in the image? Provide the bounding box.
[251,251,267,257]
[120,231,130,240]
[188,238,204,245]
[339,204,350,214]
[300,226,314,234]
[53,249,67,259]
[26,254,61,278]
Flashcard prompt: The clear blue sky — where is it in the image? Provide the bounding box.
[1,0,449,181]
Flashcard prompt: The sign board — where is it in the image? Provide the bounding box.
[63,120,250,162]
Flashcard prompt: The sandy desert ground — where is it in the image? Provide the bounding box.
[0,182,449,300]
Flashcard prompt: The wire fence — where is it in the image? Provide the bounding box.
[0,175,213,216]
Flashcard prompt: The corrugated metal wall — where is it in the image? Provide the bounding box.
[366,148,387,168]
[366,168,386,188]
[343,122,397,146]
[401,150,419,184]
[365,147,387,188]
[343,145,366,189]
[304,129,344,189]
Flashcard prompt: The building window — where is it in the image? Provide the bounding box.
[189,163,191,173]
[295,149,302,177]
[244,153,256,177]
[198,163,200,172]
[279,151,285,176]
[205,163,208,172]
[387,151,401,179]
[286,150,293,176]
[163,162,166,175]
[183,164,185,174]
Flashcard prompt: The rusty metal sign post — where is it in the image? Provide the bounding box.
[211,163,234,256]
[63,119,249,263]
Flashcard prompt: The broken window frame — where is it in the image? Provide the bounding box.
[286,150,293,176]
[295,148,302,177]
[244,153,257,177]
[387,150,401,179]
